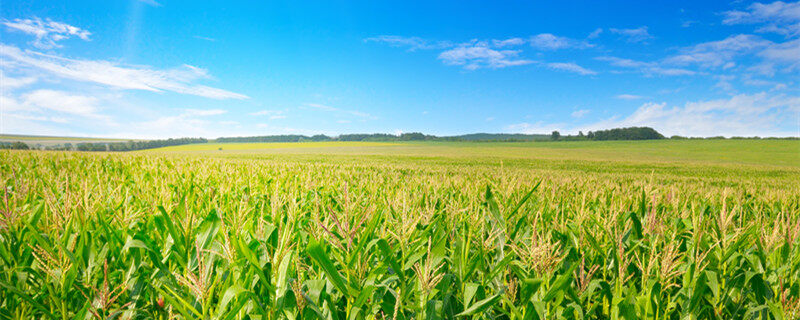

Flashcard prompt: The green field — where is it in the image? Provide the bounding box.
[2,140,799,319]
[0,134,130,147]
[151,141,401,152]
[149,140,800,167]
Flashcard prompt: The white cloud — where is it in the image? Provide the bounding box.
[115,109,247,139]
[581,93,800,136]
[0,44,248,99]
[722,1,800,37]
[609,26,653,43]
[22,89,100,117]
[485,116,495,122]
[597,56,650,68]
[529,33,591,50]
[438,41,534,70]
[194,35,216,42]
[492,37,526,47]
[249,109,287,119]
[504,93,800,137]
[306,103,338,111]
[2,17,91,49]
[545,62,597,75]
[588,28,603,39]
[571,109,590,118]
[759,38,800,67]
[616,94,645,100]
[0,70,36,89]
[370,34,591,70]
[364,35,452,51]
[596,56,696,76]
[184,108,227,116]
[0,89,115,137]
[658,34,799,74]
[664,34,772,68]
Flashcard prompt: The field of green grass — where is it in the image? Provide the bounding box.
[152,141,401,152]
[149,139,800,167]
[1,140,799,319]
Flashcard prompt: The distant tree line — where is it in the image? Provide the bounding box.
[548,127,799,141]
[588,127,665,140]
[23,137,207,152]
[217,132,553,143]
[0,141,30,150]
[3,128,798,153]
[217,132,442,143]
[216,135,327,143]
[548,127,665,141]
[74,137,208,151]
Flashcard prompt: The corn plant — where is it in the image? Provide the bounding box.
[1,149,799,319]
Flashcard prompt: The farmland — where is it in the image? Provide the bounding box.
[1,140,799,319]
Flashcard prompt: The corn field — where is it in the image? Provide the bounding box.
[1,149,799,319]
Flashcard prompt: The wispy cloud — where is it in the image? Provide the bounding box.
[369,34,594,70]
[664,34,772,69]
[571,109,590,118]
[609,26,653,43]
[23,89,100,117]
[596,56,697,76]
[438,40,534,70]
[759,38,800,68]
[587,28,603,39]
[194,35,216,42]
[0,70,36,89]
[0,89,114,134]
[184,109,227,116]
[581,92,800,136]
[545,62,597,75]
[616,94,645,100]
[492,37,526,48]
[529,33,592,50]
[507,93,799,137]
[722,1,800,37]
[2,17,91,49]
[599,32,799,78]
[250,109,287,119]
[364,35,452,51]
[0,44,248,99]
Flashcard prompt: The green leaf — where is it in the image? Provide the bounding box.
[457,292,502,316]
[306,240,350,297]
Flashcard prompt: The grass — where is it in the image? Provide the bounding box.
[150,140,800,167]
[1,140,799,319]
[151,141,400,152]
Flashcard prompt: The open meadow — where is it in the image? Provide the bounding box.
[1,140,799,319]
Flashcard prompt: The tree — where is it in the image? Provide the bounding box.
[589,127,664,141]
[551,131,561,141]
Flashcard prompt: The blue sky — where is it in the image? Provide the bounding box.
[1,0,798,138]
